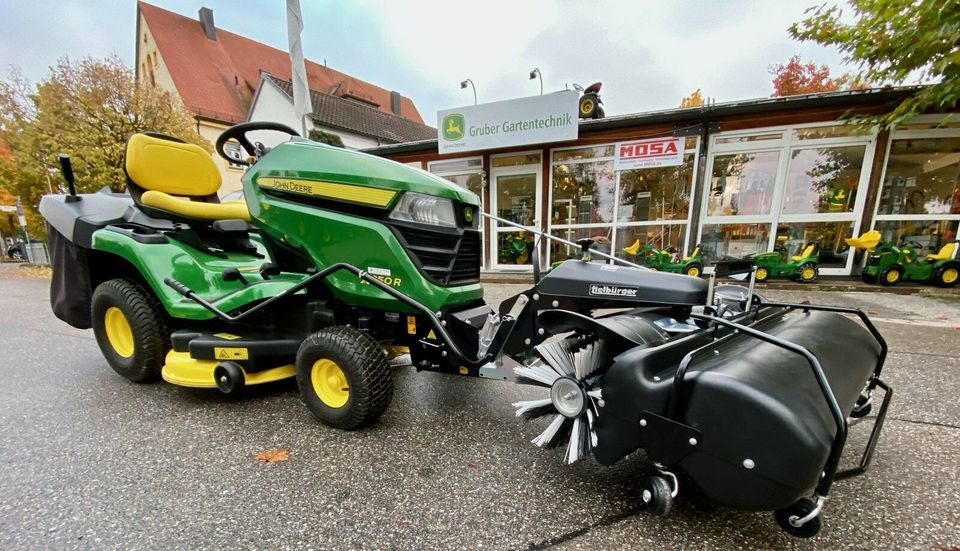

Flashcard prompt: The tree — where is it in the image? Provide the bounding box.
[308,129,345,148]
[769,56,847,96]
[790,0,960,129]
[0,56,207,237]
[679,89,704,108]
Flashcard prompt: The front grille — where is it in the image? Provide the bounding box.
[392,224,481,286]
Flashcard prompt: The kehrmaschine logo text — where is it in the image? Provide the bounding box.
[441,113,573,141]
[589,284,638,298]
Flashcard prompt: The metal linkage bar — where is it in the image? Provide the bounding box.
[164,263,501,369]
[480,211,650,271]
[675,312,848,498]
[836,378,893,479]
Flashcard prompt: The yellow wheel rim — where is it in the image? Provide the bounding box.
[311,359,349,408]
[687,266,700,277]
[886,270,900,283]
[756,268,767,280]
[943,268,958,284]
[104,307,134,358]
[801,267,816,281]
[580,99,594,115]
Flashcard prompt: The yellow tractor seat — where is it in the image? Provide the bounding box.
[792,244,815,262]
[845,230,881,251]
[124,132,249,222]
[622,239,641,256]
[683,245,700,262]
[926,242,957,262]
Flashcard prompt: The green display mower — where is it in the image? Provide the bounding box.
[41,122,893,537]
[622,240,704,277]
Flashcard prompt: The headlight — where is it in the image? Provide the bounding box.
[388,192,457,227]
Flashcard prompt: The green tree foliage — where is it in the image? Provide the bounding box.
[0,56,207,236]
[308,128,346,148]
[790,0,960,128]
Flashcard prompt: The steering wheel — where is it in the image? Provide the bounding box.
[215,121,300,166]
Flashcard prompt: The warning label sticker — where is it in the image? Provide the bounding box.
[214,347,249,360]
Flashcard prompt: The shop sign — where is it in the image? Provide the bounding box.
[615,137,683,170]
[437,91,578,154]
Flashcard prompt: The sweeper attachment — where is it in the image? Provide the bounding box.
[40,122,890,539]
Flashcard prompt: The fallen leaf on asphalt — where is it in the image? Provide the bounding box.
[255,448,290,463]
[868,309,877,314]
[936,314,949,320]
[467,463,477,469]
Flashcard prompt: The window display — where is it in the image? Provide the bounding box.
[701,223,771,261]
[618,154,694,222]
[782,146,865,215]
[550,227,612,263]
[551,161,616,225]
[878,137,960,216]
[774,221,854,268]
[708,151,779,216]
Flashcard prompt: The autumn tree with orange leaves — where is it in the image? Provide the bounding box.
[768,55,866,97]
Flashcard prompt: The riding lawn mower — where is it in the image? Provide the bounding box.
[40,122,892,538]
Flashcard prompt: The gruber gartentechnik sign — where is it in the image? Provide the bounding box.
[614,137,684,171]
[437,91,579,154]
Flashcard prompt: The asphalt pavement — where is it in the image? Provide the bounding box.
[0,264,958,550]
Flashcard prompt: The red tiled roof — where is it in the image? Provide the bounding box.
[137,2,425,125]
[266,75,436,144]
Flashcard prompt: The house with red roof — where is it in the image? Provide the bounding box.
[135,2,435,193]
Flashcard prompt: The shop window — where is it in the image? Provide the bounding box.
[552,145,615,162]
[430,158,481,173]
[701,223,771,263]
[793,125,866,140]
[223,141,245,169]
[873,219,959,256]
[496,231,536,266]
[551,161,616,225]
[878,137,960,216]
[440,172,483,199]
[550,227,612,264]
[492,153,541,168]
[708,151,780,216]
[716,133,783,145]
[614,224,686,262]
[774,221,854,268]
[618,153,694,222]
[495,173,536,225]
[781,146,865,215]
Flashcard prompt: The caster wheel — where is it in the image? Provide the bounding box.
[850,394,872,419]
[214,361,245,395]
[641,476,673,517]
[774,497,822,538]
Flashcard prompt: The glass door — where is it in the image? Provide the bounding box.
[491,155,542,270]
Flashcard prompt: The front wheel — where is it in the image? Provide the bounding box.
[861,270,878,284]
[296,326,393,430]
[774,497,822,538]
[684,263,702,277]
[754,266,769,282]
[91,278,169,382]
[879,265,903,286]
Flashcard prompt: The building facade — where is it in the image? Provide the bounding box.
[367,89,959,276]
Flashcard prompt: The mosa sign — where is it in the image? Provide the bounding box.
[614,137,684,171]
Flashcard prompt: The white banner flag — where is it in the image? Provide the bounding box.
[286,0,311,123]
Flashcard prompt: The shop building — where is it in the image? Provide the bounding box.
[365,88,959,276]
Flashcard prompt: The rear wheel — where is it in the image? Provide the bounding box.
[934,264,959,287]
[754,266,769,282]
[684,263,702,277]
[642,476,673,517]
[797,263,819,283]
[774,497,822,538]
[296,326,393,430]
[91,278,169,382]
[879,265,903,286]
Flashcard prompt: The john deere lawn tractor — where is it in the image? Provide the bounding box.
[622,240,704,277]
[41,122,892,537]
[846,230,959,287]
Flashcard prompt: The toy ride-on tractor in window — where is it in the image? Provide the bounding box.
[731,243,820,283]
[623,240,703,277]
[41,122,893,538]
[846,230,959,287]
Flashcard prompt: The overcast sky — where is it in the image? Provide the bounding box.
[0,0,854,125]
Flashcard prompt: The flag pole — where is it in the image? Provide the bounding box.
[287,0,311,138]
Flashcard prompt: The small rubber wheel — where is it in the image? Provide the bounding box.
[685,263,702,277]
[641,476,673,517]
[296,326,393,430]
[91,278,169,382]
[755,267,769,282]
[214,361,245,395]
[934,264,959,288]
[797,263,819,283]
[774,497,822,538]
[878,265,903,286]
[850,394,872,418]
[861,271,878,284]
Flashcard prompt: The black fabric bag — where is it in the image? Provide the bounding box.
[46,223,92,329]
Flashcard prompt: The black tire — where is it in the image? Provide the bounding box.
[579,95,598,119]
[860,271,878,284]
[296,326,393,430]
[641,476,673,517]
[796,262,819,283]
[774,497,822,538]
[850,398,872,419]
[214,361,246,395]
[91,278,169,382]
[684,263,703,277]
[10,250,23,261]
[878,265,903,286]
[934,263,959,288]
